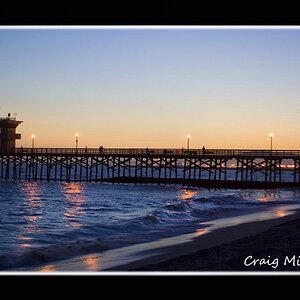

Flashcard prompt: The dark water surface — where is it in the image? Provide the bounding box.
[1,180,300,270]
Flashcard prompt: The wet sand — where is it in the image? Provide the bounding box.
[130,213,300,271]
[97,205,300,272]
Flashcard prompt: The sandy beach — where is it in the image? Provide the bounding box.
[130,212,300,272]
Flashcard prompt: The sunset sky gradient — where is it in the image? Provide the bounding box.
[1,27,300,149]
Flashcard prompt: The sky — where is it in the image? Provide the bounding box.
[1,27,300,149]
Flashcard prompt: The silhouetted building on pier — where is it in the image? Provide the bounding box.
[0,113,22,154]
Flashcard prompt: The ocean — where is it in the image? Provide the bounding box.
[1,179,300,270]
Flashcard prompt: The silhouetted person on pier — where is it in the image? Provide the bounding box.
[85,146,87,153]
[202,146,205,155]
[99,146,103,153]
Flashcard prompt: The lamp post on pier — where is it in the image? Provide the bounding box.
[186,135,190,150]
[269,133,274,151]
[75,133,79,150]
[31,134,35,148]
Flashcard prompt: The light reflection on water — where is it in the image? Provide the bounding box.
[257,190,277,202]
[39,265,56,272]
[82,255,100,271]
[275,209,288,217]
[194,228,209,236]
[18,182,44,249]
[63,183,86,229]
[179,189,198,201]
[21,182,43,208]
[200,205,300,230]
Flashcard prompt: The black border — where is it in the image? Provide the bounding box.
[1,275,299,295]
[1,4,300,26]
[1,4,300,291]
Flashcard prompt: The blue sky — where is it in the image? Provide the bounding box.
[1,28,300,149]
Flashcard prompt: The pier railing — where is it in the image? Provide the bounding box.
[13,147,300,158]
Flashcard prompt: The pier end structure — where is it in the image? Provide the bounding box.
[0,113,22,154]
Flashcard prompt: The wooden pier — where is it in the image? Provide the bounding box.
[1,147,300,188]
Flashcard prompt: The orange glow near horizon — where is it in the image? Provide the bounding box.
[14,122,300,150]
[10,111,300,149]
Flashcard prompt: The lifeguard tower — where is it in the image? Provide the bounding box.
[0,113,22,154]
